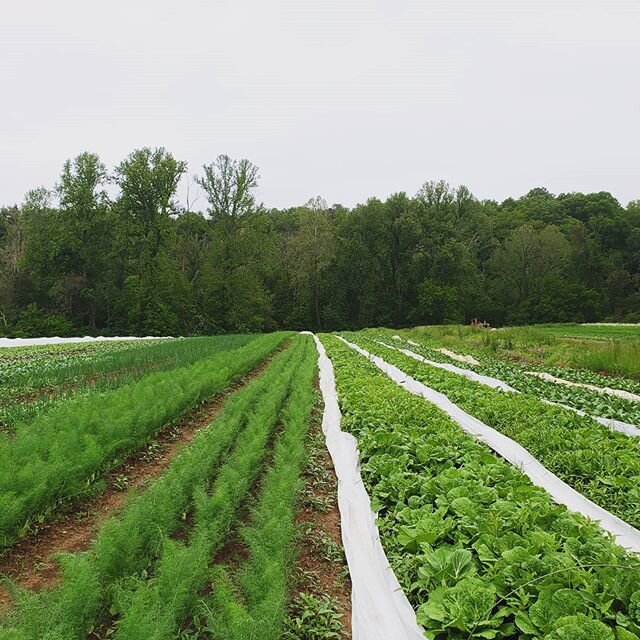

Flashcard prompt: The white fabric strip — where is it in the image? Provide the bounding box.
[435,347,480,365]
[306,333,424,640]
[340,336,640,554]
[400,339,639,403]
[0,336,173,348]
[376,340,515,392]
[583,323,640,327]
[377,340,640,438]
[525,370,640,403]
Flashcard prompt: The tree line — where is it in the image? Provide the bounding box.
[1,147,639,336]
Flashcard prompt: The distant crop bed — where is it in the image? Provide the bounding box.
[407,322,640,379]
[534,322,640,341]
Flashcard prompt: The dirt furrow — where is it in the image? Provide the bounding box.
[293,389,353,638]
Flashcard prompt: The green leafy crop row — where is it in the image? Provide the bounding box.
[1,334,311,639]
[400,325,640,382]
[399,326,640,394]
[0,339,158,378]
[349,333,640,531]
[374,329,640,427]
[202,336,318,639]
[0,331,291,550]
[323,335,640,639]
[110,336,314,640]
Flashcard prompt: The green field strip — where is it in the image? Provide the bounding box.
[321,335,640,640]
[0,335,259,432]
[348,333,640,532]
[111,336,314,640]
[372,335,640,439]
[400,325,640,383]
[342,336,640,552]
[0,332,291,550]
[372,329,640,426]
[183,336,317,640]
[393,327,640,394]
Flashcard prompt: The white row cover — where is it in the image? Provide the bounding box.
[398,337,481,365]
[377,341,515,392]
[525,370,640,403]
[341,336,640,554]
[306,333,424,640]
[0,336,173,349]
[582,322,640,326]
[435,347,480,365]
[404,338,639,403]
[379,340,640,438]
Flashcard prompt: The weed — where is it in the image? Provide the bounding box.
[314,531,345,566]
[283,592,343,640]
[113,475,130,491]
[140,441,161,462]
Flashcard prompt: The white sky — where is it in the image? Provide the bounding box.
[1,0,639,209]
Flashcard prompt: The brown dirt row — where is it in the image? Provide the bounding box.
[0,344,287,614]
[292,389,353,638]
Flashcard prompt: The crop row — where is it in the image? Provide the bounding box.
[0,339,158,379]
[322,334,640,639]
[201,336,317,639]
[349,333,640,531]
[111,336,314,640]
[401,327,640,395]
[403,325,640,383]
[519,361,640,396]
[0,331,291,549]
[369,329,640,427]
[0,339,165,407]
[1,335,258,432]
[2,334,314,639]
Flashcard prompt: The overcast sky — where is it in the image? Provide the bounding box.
[1,0,639,210]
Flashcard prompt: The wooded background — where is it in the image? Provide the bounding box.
[1,148,639,336]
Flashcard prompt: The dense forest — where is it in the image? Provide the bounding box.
[1,148,639,336]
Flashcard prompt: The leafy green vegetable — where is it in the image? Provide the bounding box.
[322,334,640,639]
[372,328,640,426]
[351,333,640,530]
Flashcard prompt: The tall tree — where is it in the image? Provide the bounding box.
[196,155,259,225]
[490,224,571,323]
[0,207,25,330]
[3,146,640,336]
[113,147,187,334]
[115,147,187,262]
[285,197,334,329]
[196,155,274,331]
[55,152,110,327]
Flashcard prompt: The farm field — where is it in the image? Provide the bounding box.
[406,323,640,379]
[2,327,640,639]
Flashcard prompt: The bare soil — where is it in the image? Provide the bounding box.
[292,391,353,638]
